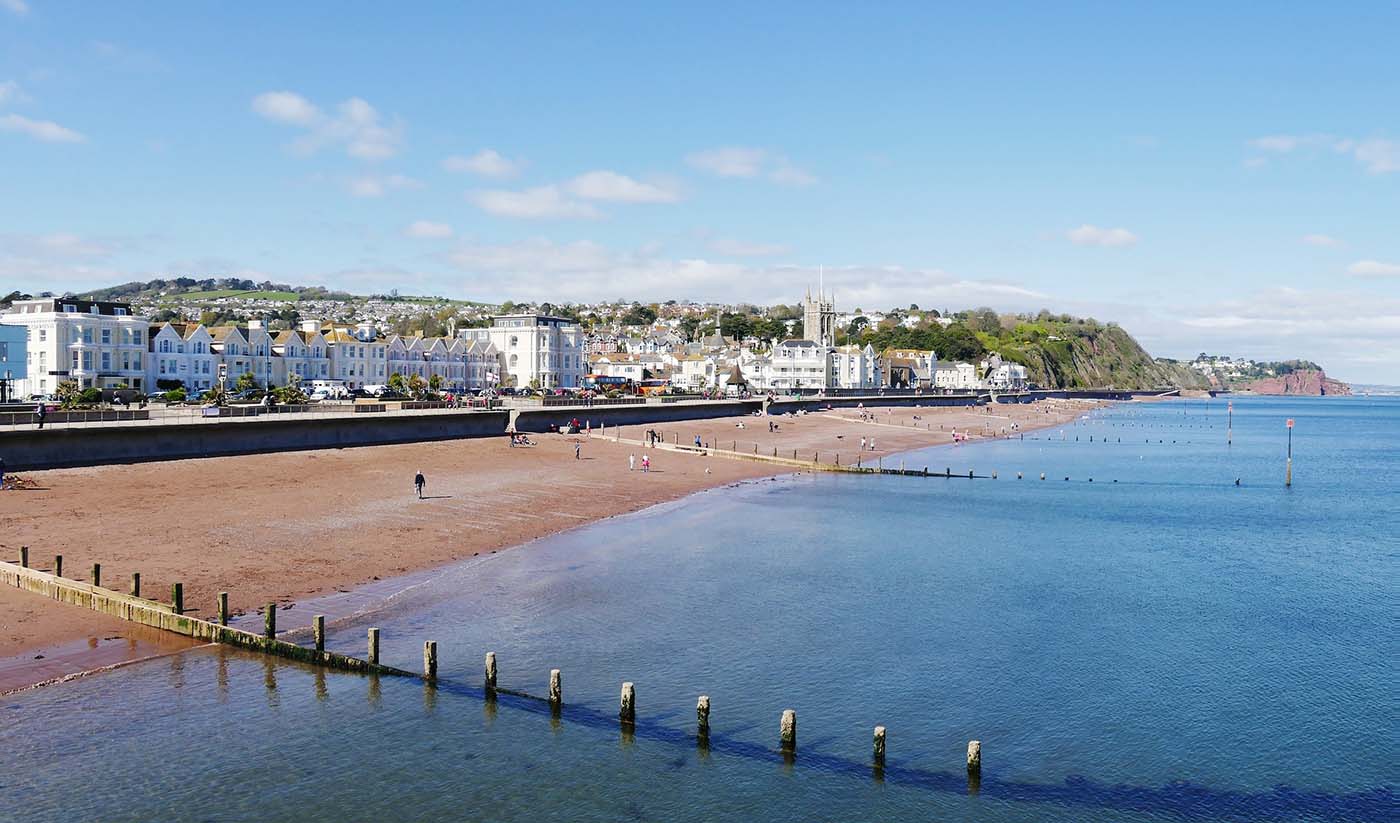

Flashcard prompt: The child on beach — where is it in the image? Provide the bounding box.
[629,454,635,471]
[641,454,650,473]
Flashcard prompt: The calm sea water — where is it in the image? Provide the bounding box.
[1,396,1395,822]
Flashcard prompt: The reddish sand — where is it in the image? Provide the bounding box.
[0,400,1101,690]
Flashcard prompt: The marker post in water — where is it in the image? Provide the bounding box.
[1227,401,1233,446]
[1286,418,1294,487]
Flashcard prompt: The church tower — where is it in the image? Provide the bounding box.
[802,286,836,347]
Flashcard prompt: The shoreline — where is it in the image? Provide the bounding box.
[0,399,1107,692]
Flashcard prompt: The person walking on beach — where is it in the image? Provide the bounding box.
[414,471,426,499]
[869,437,876,451]
[35,400,46,430]
[575,442,581,460]
[0,455,6,489]
[629,453,636,472]
[860,436,866,451]
[641,454,650,473]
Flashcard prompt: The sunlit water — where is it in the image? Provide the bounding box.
[2,396,1395,822]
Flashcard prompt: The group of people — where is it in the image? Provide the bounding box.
[859,436,877,451]
[627,453,652,472]
[509,433,536,447]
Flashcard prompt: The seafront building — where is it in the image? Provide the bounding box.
[3,298,149,396]
[458,313,584,390]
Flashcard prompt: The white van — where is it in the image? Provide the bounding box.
[308,380,351,400]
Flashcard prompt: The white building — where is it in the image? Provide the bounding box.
[150,322,219,392]
[1,298,149,396]
[763,339,830,391]
[831,343,882,390]
[325,323,386,389]
[459,314,583,389]
[934,361,981,391]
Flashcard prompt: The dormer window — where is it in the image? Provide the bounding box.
[63,304,77,313]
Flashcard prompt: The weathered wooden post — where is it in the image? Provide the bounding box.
[967,740,982,774]
[168,582,183,615]
[484,651,497,692]
[423,641,437,681]
[19,546,28,568]
[873,725,887,767]
[368,628,380,665]
[216,591,227,624]
[91,563,101,587]
[696,695,710,739]
[619,682,635,725]
[549,668,562,709]
[779,709,797,753]
[264,602,276,639]
[313,615,325,652]
[54,554,62,577]
[131,572,141,598]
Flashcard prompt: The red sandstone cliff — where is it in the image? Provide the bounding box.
[1238,369,1351,396]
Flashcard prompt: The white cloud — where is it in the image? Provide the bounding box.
[566,170,680,203]
[0,113,86,143]
[685,146,819,186]
[1347,260,1400,278]
[686,146,767,178]
[0,80,24,105]
[1301,234,1341,247]
[0,0,28,16]
[468,185,601,219]
[347,173,422,198]
[1249,134,1332,153]
[251,91,403,160]
[704,236,790,257]
[404,220,453,239]
[442,149,519,178]
[1066,224,1138,248]
[1338,138,1399,174]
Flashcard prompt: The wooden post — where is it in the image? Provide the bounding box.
[368,628,380,665]
[967,740,982,774]
[779,709,797,753]
[873,725,887,767]
[54,554,62,578]
[423,641,437,681]
[264,602,276,639]
[215,591,226,624]
[484,651,497,691]
[313,615,325,652]
[168,583,183,615]
[549,668,562,708]
[91,563,101,587]
[131,572,141,598]
[19,546,28,568]
[696,695,710,738]
[619,682,635,725]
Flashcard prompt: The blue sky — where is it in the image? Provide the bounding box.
[2,2,1398,381]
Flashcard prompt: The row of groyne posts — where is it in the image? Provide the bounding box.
[7,546,983,782]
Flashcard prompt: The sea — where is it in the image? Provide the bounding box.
[1,395,1395,822]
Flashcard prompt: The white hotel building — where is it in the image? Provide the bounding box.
[459,313,583,389]
[2,298,150,396]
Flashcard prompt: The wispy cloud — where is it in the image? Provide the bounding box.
[1347,259,1400,278]
[1065,224,1138,248]
[404,220,453,239]
[251,91,403,160]
[703,234,790,257]
[1301,234,1341,247]
[468,185,601,220]
[347,173,422,198]
[0,0,28,17]
[686,146,817,185]
[1246,133,1399,174]
[0,79,26,105]
[1335,138,1399,174]
[442,149,520,178]
[566,170,680,203]
[0,113,86,143]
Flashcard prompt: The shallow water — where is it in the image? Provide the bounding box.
[1,396,1395,822]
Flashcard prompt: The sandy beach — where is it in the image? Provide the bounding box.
[0,400,1102,690]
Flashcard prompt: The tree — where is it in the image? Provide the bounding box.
[276,380,308,405]
[621,304,657,326]
[55,380,83,409]
[719,312,754,340]
[200,385,227,405]
[428,373,443,393]
[678,316,701,342]
[387,372,406,394]
[846,316,870,336]
[407,373,428,399]
[234,371,261,393]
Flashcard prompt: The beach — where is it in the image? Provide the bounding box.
[0,400,1099,691]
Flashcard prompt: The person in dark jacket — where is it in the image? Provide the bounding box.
[414,471,426,499]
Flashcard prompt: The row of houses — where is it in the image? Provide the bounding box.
[1,299,587,396]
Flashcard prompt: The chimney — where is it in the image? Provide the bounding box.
[248,319,265,331]
[356,322,375,341]
[300,320,320,333]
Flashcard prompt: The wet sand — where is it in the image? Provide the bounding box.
[0,400,1102,690]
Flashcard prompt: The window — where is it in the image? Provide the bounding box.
[38,329,46,343]
[115,307,127,316]
[101,352,111,371]
[63,304,76,313]
[101,329,111,344]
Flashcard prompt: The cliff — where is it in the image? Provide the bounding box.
[994,324,1210,391]
[1236,369,1351,396]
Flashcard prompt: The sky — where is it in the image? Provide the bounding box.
[1,2,1398,382]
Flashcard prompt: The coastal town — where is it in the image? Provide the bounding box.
[0,288,1028,405]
